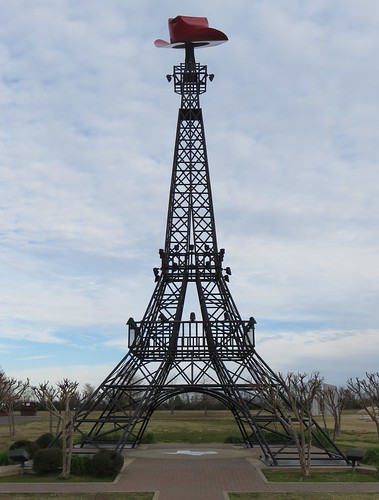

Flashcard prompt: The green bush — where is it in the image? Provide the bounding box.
[35,432,55,449]
[224,435,243,444]
[32,448,62,474]
[97,432,121,442]
[70,454,92,475]
[141,432,155,444]
[91,450,124,477]
[75,433,89,445]
[0,451,12,466]
[364,448,379,467]
[9,440,39,458]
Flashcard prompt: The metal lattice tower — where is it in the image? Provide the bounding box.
[70,18,347,465]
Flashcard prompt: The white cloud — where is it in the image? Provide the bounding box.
[258,328,379,385]
[0,1,378,387]
[7,362,116,389]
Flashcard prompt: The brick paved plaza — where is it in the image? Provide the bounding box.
[0,443,379,499]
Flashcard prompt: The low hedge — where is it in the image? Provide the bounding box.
[364,448,379,467]
[70,454,92,475]
[32,448,62,473]
[91,450,124,477]
[35,432,55,449]
[9,440,39,459]
[0,451,12,466]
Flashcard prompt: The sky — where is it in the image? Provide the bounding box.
[1,0,378,390]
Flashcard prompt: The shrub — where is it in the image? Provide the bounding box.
[0,452,12,466]
[35,432,55,449]
[75,433,89,445]
[97,432,121,442]
[91,450,124,477]
[224,435,243,444]
[364,448,379,467]
[141,432,155,444]
[32,448,62,474]
[70,454,92,475]
[9,440,39,458]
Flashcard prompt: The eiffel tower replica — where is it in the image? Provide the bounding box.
[72,17,347,466]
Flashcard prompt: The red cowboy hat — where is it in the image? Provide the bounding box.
[155,16,228,48]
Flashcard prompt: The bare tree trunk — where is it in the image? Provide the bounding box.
[31,379,79,480]
[56,414,62,434]
[0,372,29,438]
[61,416,68,479]
[170,397,175,415]
[66,411,75,477]
[6,412,13,437]
[60,402,74,479]
[374,418,379,437]
[347,374,379,437]
[10,411,16,437]
[334,411,342,440]
[203,394,208,417]
[316,393,328,433]
[258,372,323,478]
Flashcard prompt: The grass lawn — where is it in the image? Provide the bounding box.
[229,494,379,499]
[0,411,377,500]
[146,409,241,443]
[0,495,153,500]
[1,409,378,451]
[0,410,243,450]
[263,469,378,482]
[0,473,113,483]
[0,414,52,452]
[323,410,379,451]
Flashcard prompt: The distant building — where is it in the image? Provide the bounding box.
[20,402,37,416]
[312,384,337,416]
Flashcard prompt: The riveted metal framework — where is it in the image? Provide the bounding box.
[69,43,347,466]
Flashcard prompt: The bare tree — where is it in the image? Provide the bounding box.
[168,394,183,414]
[346,373,379,436]
[32,379,79,479]
[202,392,209,417]
[0,370,29,436]
[259,371,323,478]
[317,385,349,440]
[81,383,95,404]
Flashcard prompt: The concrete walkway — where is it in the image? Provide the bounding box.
[0,443,378,499]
